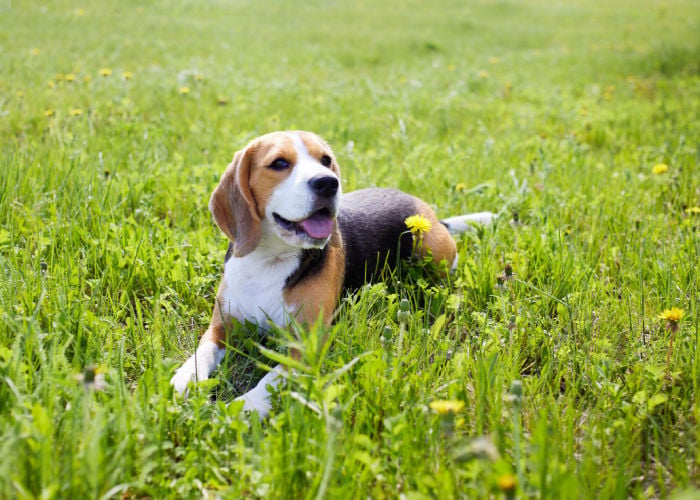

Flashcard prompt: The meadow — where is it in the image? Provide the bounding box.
[1,0,698,497]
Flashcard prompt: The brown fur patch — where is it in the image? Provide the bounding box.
[411,198,457,267]
[200,279,231,348]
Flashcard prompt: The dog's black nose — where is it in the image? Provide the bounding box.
[308,175,339,198]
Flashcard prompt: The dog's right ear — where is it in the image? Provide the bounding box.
[208,147,262,258]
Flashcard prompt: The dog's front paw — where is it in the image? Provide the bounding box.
[234,391,273,418]
[170,361,202,395]
[170,341,226,395]
[232,365,285,419]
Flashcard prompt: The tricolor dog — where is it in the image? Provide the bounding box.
[171,131,493,416]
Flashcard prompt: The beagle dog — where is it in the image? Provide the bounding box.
[171,131,493,415]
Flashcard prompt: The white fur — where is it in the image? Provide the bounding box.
[233,364,285,418]
[219,222,300,326]
[441,212,495,234]
[170,339,226,394]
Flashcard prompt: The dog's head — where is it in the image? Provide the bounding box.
[209,131,341,257]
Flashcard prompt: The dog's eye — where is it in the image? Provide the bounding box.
[269,158,291,171]
[320,155,332,167]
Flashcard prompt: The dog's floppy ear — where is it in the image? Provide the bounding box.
[209,147,261,257]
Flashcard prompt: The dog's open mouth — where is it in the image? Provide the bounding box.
[273,208,334,240]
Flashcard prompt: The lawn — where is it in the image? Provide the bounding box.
[0,0,698,497]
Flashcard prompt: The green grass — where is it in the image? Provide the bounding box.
[1,0,698,497]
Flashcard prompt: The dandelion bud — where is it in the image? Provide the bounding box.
[509,379,523,397]
[397,299,411,324]
[504,263,513,278]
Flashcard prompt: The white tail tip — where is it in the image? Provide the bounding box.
[441,212,495,234]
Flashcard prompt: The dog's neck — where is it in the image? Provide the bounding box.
[284,247,327,290]
[224,220,337,288]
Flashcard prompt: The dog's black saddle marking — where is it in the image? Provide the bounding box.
[337,188,416,290]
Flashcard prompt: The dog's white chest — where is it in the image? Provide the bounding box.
[219,247,300,327]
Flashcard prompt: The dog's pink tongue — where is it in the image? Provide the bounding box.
[299,212,333,239]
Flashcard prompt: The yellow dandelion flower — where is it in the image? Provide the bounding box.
[99,68,112,77]
[429,399,465,415]
[179,86,190,95]
[652,163,669,175]
[686,207,700,215]
[122,71,133,80]
[70,108,83,116]
[44,109,55,117]
[489,56,500,65]
[217,95,229,105]
[195,73,204,81]
[47,80,56,89]
[75,8,86,16]
[659,307,684,323]
[478,70,489,79]
[455,182,467,192]
[83,75,91,83]
[405,214,432,236]
[15,90,24,98]
[447,64,456,72]
[31,47,41,56]
[65,73,76,82]
[497,474,517,492]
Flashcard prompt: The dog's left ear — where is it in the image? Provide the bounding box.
[208,146,262,257]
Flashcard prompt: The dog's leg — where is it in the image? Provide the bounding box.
[233,240,344,417]
[171,299,227,395]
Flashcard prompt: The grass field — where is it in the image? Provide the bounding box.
[1,0,699,497]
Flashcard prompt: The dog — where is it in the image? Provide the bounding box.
[170,131,493,416]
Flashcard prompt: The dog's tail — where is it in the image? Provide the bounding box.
[440,212,495,235]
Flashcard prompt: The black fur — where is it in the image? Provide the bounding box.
[337,188,417,290]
